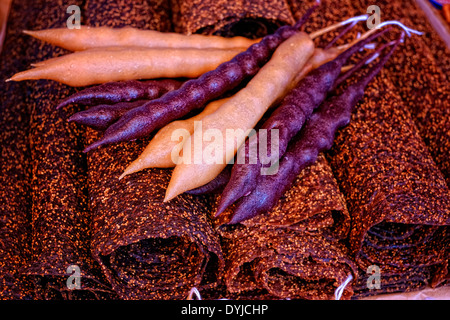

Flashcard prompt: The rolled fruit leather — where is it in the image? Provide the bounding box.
[171,0,295,38]
[24,0,117,299]
[355,0,450,186]
[0,0,39,300]
[84,0,224,300]
[291,0,450,297]
[215,155,358,300]
[327,66,450,298]
[386,0,450,77]
[356,0,450,292]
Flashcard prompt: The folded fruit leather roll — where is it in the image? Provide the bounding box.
[0,0,39,300]
[87,154,223,299]
[171,0,295,38]
[354,0,450,187]
[216,155,357,299]
[24,0,116,299]
[84,0,223,300]
[292,0,450,291]
[220,227,357,300]
[291,0,450,186]
[327,67,450,297]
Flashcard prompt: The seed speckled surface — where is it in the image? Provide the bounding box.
[171,0,295,37]
[24,0,116,300]
[327,64,450,296]
[291,0,450,298]
[0,0,37,300]
[215,155,356,299]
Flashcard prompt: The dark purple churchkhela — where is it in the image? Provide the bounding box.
[57,79,182,109]
[66,79,182,130]
[228,35,401,224]
[83,5,318,152]
[68,100,150,131]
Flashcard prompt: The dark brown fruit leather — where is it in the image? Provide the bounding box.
[215,155,356,299]
[22,0,117,300]
[0,0,37,300]
[171,0,295,38]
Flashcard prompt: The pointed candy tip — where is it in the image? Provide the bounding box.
[214,207,225,218]
[6,71,31,82]
[164,178,191,202]
[215,197,234,217]
[83,133,117,152]
[118,162,140,181]
[163,192,173,203]
[83,142,99,153]
[228,213,244,225]
[67,114,78,122]
[56,101,68,109]
[163,183,177,202]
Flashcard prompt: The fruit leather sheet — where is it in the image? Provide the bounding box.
[290,0,450,185]
[171,0,295,38]
[327,67,450,297]
[83,0,223,300]
[291,0,450,297]
[22,0,116,299]
[0,0,36,300]
[216,155,357,300]
[354,0,450,186]
[397,0,450,78]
